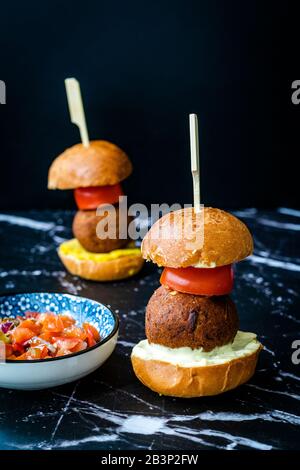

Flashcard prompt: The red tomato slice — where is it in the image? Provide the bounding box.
[72,340,88,353]
[84,329,96,347]
[39,331,55,343]
[62,326,86,340]
[54,338,81,351]
[83,323,99,346]
[83,323,100,342]
[160,265,234,296]
[12,342,24,353]
[74,184,124,210]
[11,327,36,344]
[25,345,48,360]
[20,319,41,335]
[41,314,64,334]
[59,315,76,328]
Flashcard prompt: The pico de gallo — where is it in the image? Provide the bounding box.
[0,312,100,360]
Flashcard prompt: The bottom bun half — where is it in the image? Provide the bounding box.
[58,239,144,281]
[131,334,262,398]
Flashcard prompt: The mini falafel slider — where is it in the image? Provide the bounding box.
[48,141,144,281]
[131,207,263,398]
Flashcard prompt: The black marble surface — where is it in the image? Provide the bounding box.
[0,208,299,450]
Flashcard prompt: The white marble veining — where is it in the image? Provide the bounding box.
[248,255,300,272]
[10,392,276,450]
[255,218,300,231]
[0,214,55,231]
[278,207,300,217]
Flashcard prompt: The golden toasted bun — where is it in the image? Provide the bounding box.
[58,244,144,281]
[131,347,262,398]
[142,207,253,268]
[48,140,132,189]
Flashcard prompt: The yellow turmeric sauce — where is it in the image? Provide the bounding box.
[59,239,141,262]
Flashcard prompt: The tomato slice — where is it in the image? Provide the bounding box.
[74,184,124,210]
[72,340,88,353]
[24,345,48,360]
[41,314,64,334]
[39,331,54,343]
[59,315,76,328]
[54,338,81,351]
[12,342,24,354]
[62,326,86,340]
[11,327,36,344]
[160,265,234,296]
[83,323,100,342]
[83,323,97,347]
[20,319,41,335]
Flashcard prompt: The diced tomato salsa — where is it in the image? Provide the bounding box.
[0,312,101,360]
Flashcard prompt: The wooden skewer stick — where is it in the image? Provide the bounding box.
[65,78,89,147]
[189,113,201,213]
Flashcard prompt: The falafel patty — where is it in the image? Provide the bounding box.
[73,206,131,253]
[146,286,239,351]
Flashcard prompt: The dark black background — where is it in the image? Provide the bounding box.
[0,0,297,210]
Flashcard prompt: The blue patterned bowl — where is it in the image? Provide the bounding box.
[0,292,119,390]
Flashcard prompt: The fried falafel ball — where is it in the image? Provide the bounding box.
[146,286,239,351]
[73,206,132,253]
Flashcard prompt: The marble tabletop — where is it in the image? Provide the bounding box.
[0,208,299,450]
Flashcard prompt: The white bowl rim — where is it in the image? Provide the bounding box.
[0,291,119,364]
